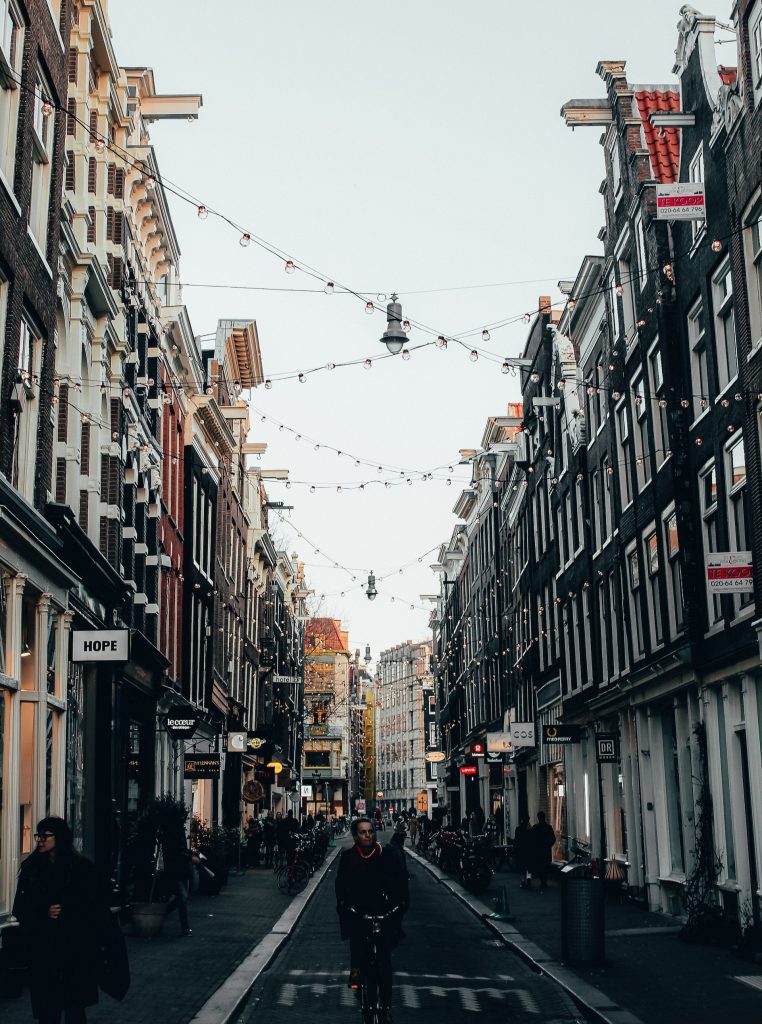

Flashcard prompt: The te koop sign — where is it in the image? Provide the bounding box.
[72,629,129,662]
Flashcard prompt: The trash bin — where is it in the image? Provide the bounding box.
[560,863,605,964]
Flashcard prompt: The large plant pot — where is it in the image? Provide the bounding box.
[131,902,166,938]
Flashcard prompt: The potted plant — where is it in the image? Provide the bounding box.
[191,819,238,892]
[128,794,190,937]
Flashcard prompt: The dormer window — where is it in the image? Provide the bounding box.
[689,145,705,245]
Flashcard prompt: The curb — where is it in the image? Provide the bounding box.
[189,843,343,1024]
[405,845,644,1024]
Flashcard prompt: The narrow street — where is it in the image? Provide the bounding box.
[240,844,581,1023]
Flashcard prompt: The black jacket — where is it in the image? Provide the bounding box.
[335,843,409,942]
[13,851,106,1016]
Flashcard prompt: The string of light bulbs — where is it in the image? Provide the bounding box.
[26,63,745,379]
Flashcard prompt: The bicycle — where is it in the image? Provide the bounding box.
[346,904,401,1024]
[274,843,310,895]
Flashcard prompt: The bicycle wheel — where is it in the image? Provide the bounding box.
[287,861,310,895]
[275,865,290,892]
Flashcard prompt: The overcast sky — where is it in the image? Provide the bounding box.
[109,0,733,666]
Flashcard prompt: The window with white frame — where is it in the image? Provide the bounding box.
[0,0,23,187]
[744,198,762,350]
[751,0,762,105]
[689,145,705,244]
[591,469,600,552]
[608,132,622,198]
[602,456,613,541]
[29,71,56,252]
[609,273,621,341]
[663,508,685,636]
[12,316,42,502]
[598,578,609,683]
[712,258,738,393]
[634,210,648,291]
[644,528,663,647]
[573,475,583,553]
[632,374,651,490]
[618,258,636,344]
[725,433,753,611]
[616,400,632,509]
[627,545,645,658]
[699,460,722,627]
[648,342,669,466]
[687,298,710,419]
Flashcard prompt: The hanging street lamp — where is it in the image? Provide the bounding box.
[366,571,377,601]
[380,294,407,355]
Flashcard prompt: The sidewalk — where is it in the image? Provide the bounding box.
[1,862,304,1024]
[409,848,762,1024]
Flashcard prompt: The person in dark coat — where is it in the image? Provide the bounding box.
[245,817,262,868]
[262,813,277,868]
[13,817,107,1024]
[513,816,532,888]
[160,822,192,936]
[528,812,556,891]
[335,817,409,1022]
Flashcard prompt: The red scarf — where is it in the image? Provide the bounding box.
[354,841,381,861]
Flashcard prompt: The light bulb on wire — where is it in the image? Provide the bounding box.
[240,233,251,247]
[470,351,478,362]
[324,281,335,294]
[197,205,208,220]
[365,301,374,315]
[285,260,296,274]
[364,359,372,369]
[482,329,491,342]
[402,350,410,361]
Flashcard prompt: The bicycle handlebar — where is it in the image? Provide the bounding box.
[344,904,402,922]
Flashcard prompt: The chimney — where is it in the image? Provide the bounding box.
[539,295,552,316]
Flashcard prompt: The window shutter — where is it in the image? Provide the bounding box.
[110,256,123,290]
[87,206,96,243]
[110,398,120,437]
[100,453,109,502]
[99,517,108,556]
[81,421,91,475]
[113,212,123,245]
[87,157,97,194]
[57,384,69,441]
[107,164,115,195]
[114,168,124,199]
[89,110,97,139]
[65,154,75,192]
[68,48,78,83]
[79,491,89,531]
[55,458,67,503]
[67,98,76,136]
[106,207,113,241]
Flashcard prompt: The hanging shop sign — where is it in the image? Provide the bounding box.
[127,755,141,778]
[227,731,248,753]
[487,730,513,752]
[596,733,620,764]
[164,711,200,740]
[254,765,275,784]
[425,750,446,763]
[184,753,220,779]
[243,780,265,803]
[72,628,129,662]
[471,742,485,757]
[510,723,536,748]
[301,784,313,799]
[247,733,269,751]
[543,724,582,744]
[273,675,298,686]
[486,751,504,766]
[705,552,753,592]
[459,765,478,776]
[656,182,706,220]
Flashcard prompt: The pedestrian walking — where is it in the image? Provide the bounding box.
[245,816,262,868]
[513,816,532,888]
[12,816,117,1024]
[262,812,277,868]
[528,812,556,892]
[160,820,193,936]
[407,815,418,845]
[374,805,384,832]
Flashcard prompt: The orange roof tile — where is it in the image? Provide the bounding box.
[718,65,737,86]
[306,617,348,652]
[634,89,681,184]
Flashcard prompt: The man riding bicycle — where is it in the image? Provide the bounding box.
[335,816,409,1024]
